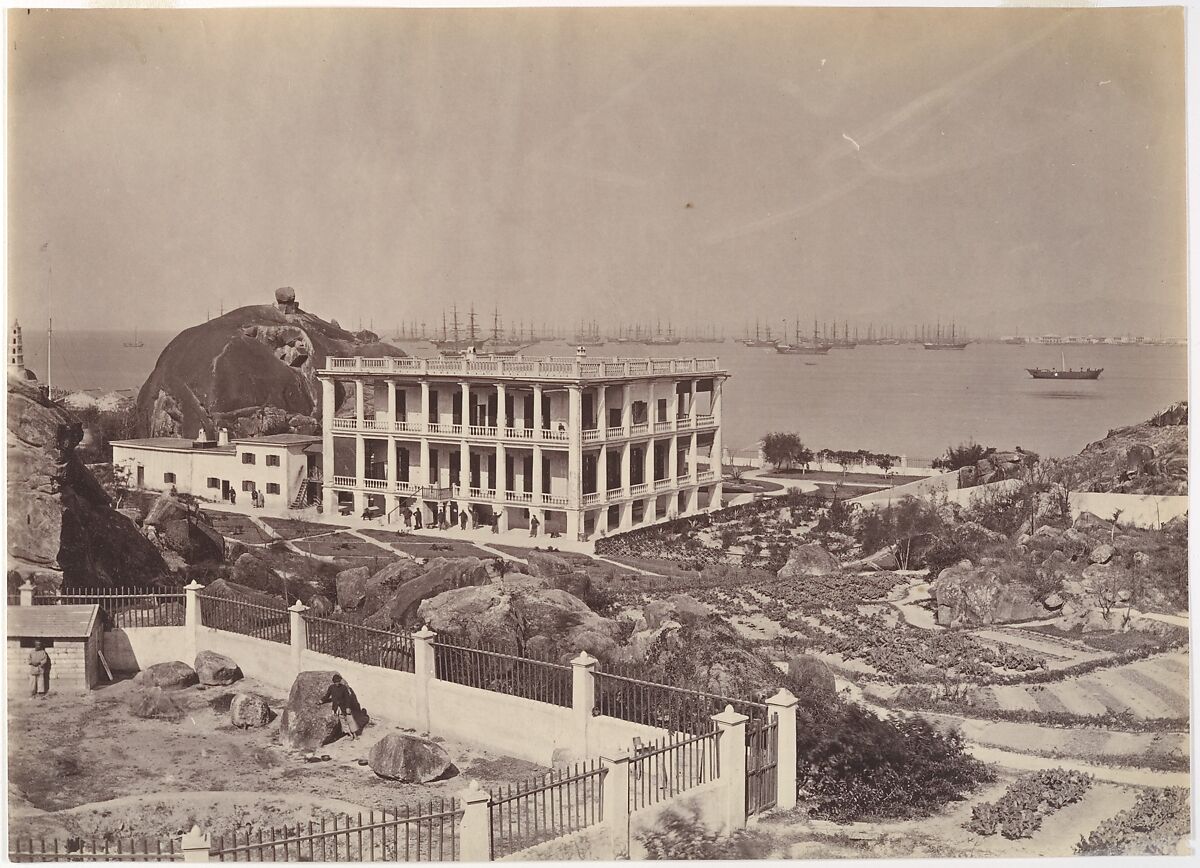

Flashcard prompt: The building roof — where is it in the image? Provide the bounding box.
[111,437,235,453]
[8,604,100,638]
[232,434,321,447]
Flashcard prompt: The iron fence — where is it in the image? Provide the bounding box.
[210,801,460,862]
[628,729,722,812]
[34,587,186,628]
[745,715,779,816]
[197,594,290,644]
[10,835,182,862]
[304,615,415,673]
[593,663,768,735]
[488,761,607,858]
[433,637,572,707]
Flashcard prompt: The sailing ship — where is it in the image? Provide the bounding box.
[741,321,777,348]
[830,321,857,349]
[923,322,970,350]
[122,327,144,348]
[642,320,681,346]
[775,319,832,355]
[1027,351,1103,380]
[570,320,606,347]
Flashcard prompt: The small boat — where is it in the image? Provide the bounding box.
[1027,351,1103,380]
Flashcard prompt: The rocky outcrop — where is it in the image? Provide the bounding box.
[280,671,344,751]
[130,687,186,721]
[194,651,243,686]
[417,581,621,662]
[8,377,168,590]
[230,692,274,728]
[778,543,839,579]
[135,290,406,439]
[932,562,1044,627]
[368,734,454,783]
[144,493,224,565]
[1060,401,1188,495]
[365,558,497,630]
[137,661,199,690]
[846,546,899,572]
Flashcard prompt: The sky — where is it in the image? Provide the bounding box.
[7,7,1188,338]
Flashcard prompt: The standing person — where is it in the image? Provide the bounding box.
[27,640,50,697]
[529,514,540,538]
[414,508,423,530]
[230,489,236,507]
[319,674,362,741]
[491,512,500,535]
[459,510,468,531]
[402,506,412,528]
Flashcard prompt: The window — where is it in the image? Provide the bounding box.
[163,472,176,484]
[242,453,256,465]
[207,477,220,489]
[265,454,280,467]
[266,483,280,495]
[242,480,256,492]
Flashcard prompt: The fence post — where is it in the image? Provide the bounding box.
[179,825,211,862]
[571,650,597,756]
[766,688,798,811]
[711,704,748,833]
[411,624,437,733]
[458,780,493,862]
[183,581,203,663]
[288,600,309,674]
[18,580,34,606]
[600,750,631,859]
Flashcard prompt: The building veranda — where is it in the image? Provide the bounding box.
[319,349,726,541]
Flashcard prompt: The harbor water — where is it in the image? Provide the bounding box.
[25,330,1187,463]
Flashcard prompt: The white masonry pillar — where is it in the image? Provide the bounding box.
[567,386,582,507]
[354,434,366,490]
[599,442,609,497]
[532,443,543,504]
[321,378,336,514]
[496,383,507,433]
[533,384,544,437]
[620,441,631,494]
[711,378,724,478]
[460,381,471,431]
[354,379,365,423]
[597,384,607,438]
[647,380,656,429]
[712,705,749,833]
[571,651,597,755]
[767,688,799,811]
[622,383,631,436]
[386,380,397,431]
[689,377,698,428]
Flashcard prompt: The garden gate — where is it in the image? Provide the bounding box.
[745,714,779,816]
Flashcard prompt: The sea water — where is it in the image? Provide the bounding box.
[25,330,1187,462]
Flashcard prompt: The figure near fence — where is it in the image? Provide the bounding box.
[27,640,50,697]
[320,673,362,740]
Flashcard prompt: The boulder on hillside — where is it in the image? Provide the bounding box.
[523,551,574,579]
[846,546,899,571]
[642,595,712,630]
[280,671,348,750]
[365,558,495,630]
[1089,543,1116,565]
[368,733,454,782]
[130,687,186,721]
[778,543,839,579]
[194,650,243,686]
[1073,512,1111,536]
[336,567,371,611]
[230,552,289,600]
[954,521,1005,547]
[417,582,621,662]
[138,661,199,690]
[230,692,274,728]
[144,493,224,564]
[932,563,1044,627]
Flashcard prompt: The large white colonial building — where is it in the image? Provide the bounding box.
[318,349,727,540]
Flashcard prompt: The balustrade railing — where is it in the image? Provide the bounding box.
[322,356,725,380]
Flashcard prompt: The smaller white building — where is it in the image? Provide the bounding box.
[111,430,322,509]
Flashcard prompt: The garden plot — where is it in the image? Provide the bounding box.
[7,675,545,844]
[260,517,343,540]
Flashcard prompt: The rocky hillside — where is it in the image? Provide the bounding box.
[1063,401,1187,495]
[136,287,405,439]
[8,376,168,590]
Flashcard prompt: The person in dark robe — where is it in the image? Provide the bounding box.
[319,674,362,740]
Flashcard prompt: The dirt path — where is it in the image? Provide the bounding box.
[964,745,1190,787]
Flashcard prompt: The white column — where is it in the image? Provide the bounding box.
[496,383,507,433]
[354,379,365,423]
[620,441,631,495]
[567,508,582,541]
[645,495,657,525]
[712,705,749,833]
[18,580,34,607]
[689,432,699,482]
[496,442,507,497]
[647,380,656,429]
[670,381,679,432]
[321,378,335,514]
[460,381,471,430]
[387,380,397,430]
[711,378,724,477]
[386,438,397,493]
[355,434,366,488]
[689,378,698,427]
[643,439,654,488]
[600,752,632,859]
[597,384,607,438]
[184,580,203,664]
[767,688,799,811]
[599,443,608,496]
[533,384,544,437]
[568,386,582,507]
[532,444,543,504]
[669,434,679,484]
[622,384,631,435]
[288,600,309,675]
[412,625,436,732]
[420,380,430,427]
[459,441,469,496]
[571,650,597,756]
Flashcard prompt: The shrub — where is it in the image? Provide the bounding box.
[639,807,769,859]
[1076,787,1189,856]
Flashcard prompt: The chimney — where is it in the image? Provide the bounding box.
[576,345,587,359]
[217,428,229,447]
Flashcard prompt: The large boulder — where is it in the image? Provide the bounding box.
[417,583,621,662]
[1089,543,1116,565]
[130,687,186,721]
[846,546,899,571]
[144,493,224,564]
[194,650,243,686]
[7,377,168,589]
[642,595,712,630]
[777,543,839,579]
[368,733,454,783]
[135,293,407,439]
[523,551,574,579]
[932,563,1044,627]
[280,671,345,751]
[138,661,199,690]
[230,692,274,728]
[365,558,495,630]
[335,567,371,611]
[786,654,836,702]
